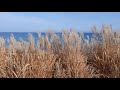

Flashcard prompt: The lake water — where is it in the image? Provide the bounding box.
[0,32,93,46]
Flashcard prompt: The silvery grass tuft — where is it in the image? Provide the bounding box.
[0,25,120,78]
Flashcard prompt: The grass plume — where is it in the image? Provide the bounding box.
[0,25,119,78]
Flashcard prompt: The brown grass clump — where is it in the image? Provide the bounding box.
[87,25,120,78]
[0,25,120,78]
[52,31,95,78]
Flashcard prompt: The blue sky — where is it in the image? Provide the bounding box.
[0,12,120,32]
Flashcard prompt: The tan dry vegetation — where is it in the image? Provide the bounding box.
[0,25,120,78]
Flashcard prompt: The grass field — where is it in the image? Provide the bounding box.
[0,25,120,78]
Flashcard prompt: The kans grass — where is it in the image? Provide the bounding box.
[0,25,120,78]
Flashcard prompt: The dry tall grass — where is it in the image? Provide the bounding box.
[0,25,119,78]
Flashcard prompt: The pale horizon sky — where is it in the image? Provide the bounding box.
[0,12,120,32]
